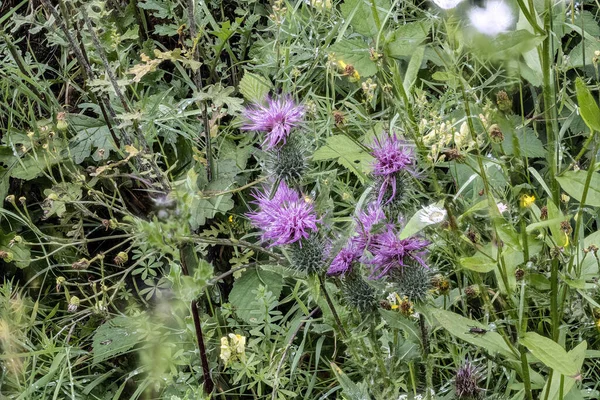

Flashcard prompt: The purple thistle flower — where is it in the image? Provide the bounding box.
[354,202,386,252]
[369,227,429,279]
[327,240,361,276]
[242,96,305,150]
[247,183,318,247]
[455,362,483,399]
[371,133,415,204]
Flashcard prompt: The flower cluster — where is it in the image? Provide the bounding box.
[247,183,318,247]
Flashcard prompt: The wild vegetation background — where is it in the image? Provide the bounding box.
[1,0,600,399]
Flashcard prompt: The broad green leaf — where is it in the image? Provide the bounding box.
[460,253,496,273]
[239,71,271,103]
[575,78,600,132]
[520,332,580,378]
[329,39,378,77]
[330,362,372,400]
[556,170,600,207]
[339,0,392,38]
[471,30,545,60]
[403,46,425,93]
[567,38,600,69]
[228,268,283,323]
[92,316,139,364]
[386,21,431,57]
[430,308,517,360]
[313,135,373,183]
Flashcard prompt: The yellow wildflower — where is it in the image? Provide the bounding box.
[219,333,246,367]
[520,194,535,208]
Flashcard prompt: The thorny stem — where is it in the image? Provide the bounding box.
[318,275,347,338]
[179,245,214,394]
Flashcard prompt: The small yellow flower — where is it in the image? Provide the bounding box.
[219,333,246,367]
[228,215,234,223]
[219,336,232,364]
[337,60,360,82]
[520,194,535,208]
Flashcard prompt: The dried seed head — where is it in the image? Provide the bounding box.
[114,252,128,266]
[68,296,80,312]
[72,258,90,270]
[515,268,525,281]
[496,90,513,113]
[540,206,548,220]
[332,110,344,126]
[488,124,504,143]
[560,220,572,235]
[464,285,480,298]
[432,274,450,295]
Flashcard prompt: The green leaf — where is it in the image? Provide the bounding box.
[329,39,378,77]
[239,71,271,103]
[556,170,600,207]
[69,116,118,164]
[386,21,431,57]
[228,268,283,323]
[330,362,372,400]
[430,308,517,360]
[92,316,139,364]
[313,135,373,183]
[470,30,546,60]
[339,0,391,37]
[567,37,600,69]
[575,78,600,132]
[520,332,580,378]
[403,46,425,92]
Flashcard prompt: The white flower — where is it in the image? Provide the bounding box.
[420,204,447,224]
[468,0,514,36]
[497,202,508,213]
[432,0,464,9]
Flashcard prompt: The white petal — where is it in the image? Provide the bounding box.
[432,0,464,9]
[468,0,514,36]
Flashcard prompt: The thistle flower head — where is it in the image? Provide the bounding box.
[369,227,430,279]
[247,183,318,247]
[354,202,386,251]
[289,234,326,274]
[267,135,308,184]
[389,262,432,302]
[455,362,483,399]
[242,96,305,149]
[327,240,361,276]
[341,273,378,313]
[468,0,514,37]
[371,133,416,204]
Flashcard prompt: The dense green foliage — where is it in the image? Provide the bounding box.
[1,0,600,399]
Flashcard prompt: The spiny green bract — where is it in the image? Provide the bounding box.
[289,234,325,275]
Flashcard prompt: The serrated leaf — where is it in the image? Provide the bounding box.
[431,308,517,360]
[228,268,283,323]
[387,21,431,57]
[239,72,271,103]
[520,332,580,378]
[339,0,391,38]
[312,135,373,182]
[556,171,600,207]
[330,362,372,400]
[329,39,378,77]
[69,115,117,164]
[92,316,139,364]
[575,78,600,132]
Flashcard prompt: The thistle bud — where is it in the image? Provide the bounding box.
[341,273,377,314]
[464,285,480,298]
[289,235,325,275]
[267,135,307,185]
[389,262,431,302]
